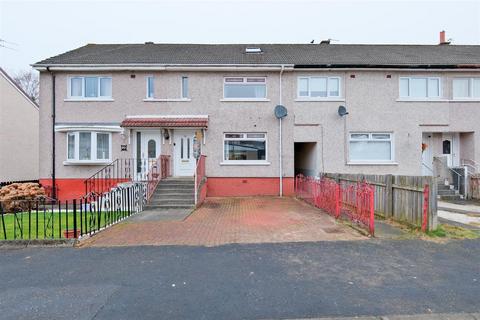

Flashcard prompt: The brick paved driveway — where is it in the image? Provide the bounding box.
[82,197,365,247]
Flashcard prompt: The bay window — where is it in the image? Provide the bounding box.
[68,76,112,99]
[223,133,267,163]
[349,133,394,163]
[297,76,341,98]
[453,78,480,99]
[223,77,267,99]
[66,131,111,163]
[399,77,441,99]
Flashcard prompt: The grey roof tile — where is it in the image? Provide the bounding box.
[34,43,480,67]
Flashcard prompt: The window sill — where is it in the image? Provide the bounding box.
[63,161,111,166]
[220,98,270,102]
[295,98,344,102]
[396,98,448,102]
[450,99,480,102]
[64,98,114,102]
[347,162,399,166]
[143,98,191,102]
[220,161,271,166]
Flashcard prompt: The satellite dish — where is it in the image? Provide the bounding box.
[274,105,288,119]
[338,105,349,117]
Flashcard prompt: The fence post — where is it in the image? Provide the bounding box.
[428,178,438,231]
[335,184,341,218]
[369,186,375,236]
[1,203,6,240]
[384,174,393,218]
[73,199,78,238]
[422,184,429,232]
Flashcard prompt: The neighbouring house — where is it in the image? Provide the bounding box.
[33,32,480,202]
[0,68,39,184]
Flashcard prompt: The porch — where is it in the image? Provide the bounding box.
[84,115,208,207]
[422,131,476,198]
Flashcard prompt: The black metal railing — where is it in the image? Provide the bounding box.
[84,158,135,196]
[0,183,146,241]
[84,157,171,199]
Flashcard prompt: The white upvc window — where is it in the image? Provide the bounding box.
[223,77,267,99]
[452,78,480,99]
[223,133,267,164]
[66,131,112,163]
[181,76,189,99]
[349,132,394,163]
[399,77,441,99]
[68,76,112,99]
[297,76,341,98]
[146,76,155,99]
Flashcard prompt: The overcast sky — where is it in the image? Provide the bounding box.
[1,0,479,74]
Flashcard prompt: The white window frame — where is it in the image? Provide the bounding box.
[296,76,342,99]
[67,76,113,100]
[65,131,112,164]
[181,76,189,99]
[452,77,480,100]
[222,132,269,165]
[222,77,268,101]
[146,76,155,99]
[398,77,442,99]
[348,132,395,164]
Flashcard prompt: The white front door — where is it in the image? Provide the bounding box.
[174,130,195,176]
[135,131,161,179]
[442,133,459,167]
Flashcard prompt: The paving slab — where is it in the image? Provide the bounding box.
[81,196,365,247]
[438,201,480,216]
[127,208,193,222]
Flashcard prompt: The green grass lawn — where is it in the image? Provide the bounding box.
[0,209,130,240]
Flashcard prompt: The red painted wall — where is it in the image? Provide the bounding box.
[41,177,295,201]
[207,177,294,197]
[40,178,86,201]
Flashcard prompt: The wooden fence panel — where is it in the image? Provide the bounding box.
[324,173,437,231]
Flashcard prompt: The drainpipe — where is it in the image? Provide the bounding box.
[47,67,57,199]
[279,65,285,197]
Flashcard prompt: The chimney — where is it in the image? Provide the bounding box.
[439,30,450,45]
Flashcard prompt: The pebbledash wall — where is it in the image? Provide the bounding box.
[38,70,480,200]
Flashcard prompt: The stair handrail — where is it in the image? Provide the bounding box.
[461,159,479,175]
[433,157,467,196]
[194,155,206,206]
[84,158,135,196]
[421,162,434,175]
[146,155,171,201]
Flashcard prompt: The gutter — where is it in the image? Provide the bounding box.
[47,67,57,199]
[294,64,480,70]
[32,64,296,72]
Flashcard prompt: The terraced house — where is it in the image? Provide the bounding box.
[33,34,480,203]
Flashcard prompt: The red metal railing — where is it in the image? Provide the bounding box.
[296,174,375,235]
[146,155,171,200]
[194,155,206,206]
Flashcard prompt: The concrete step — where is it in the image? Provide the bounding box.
[145,204,194,209]
[154,188,194,195]
[150,193,195,200]
[158,181,194,185]
[157,184,194,189]
[439,194,463,201]
[438,189,458,196]
[149,199,194,205]
[437,184,452,191]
